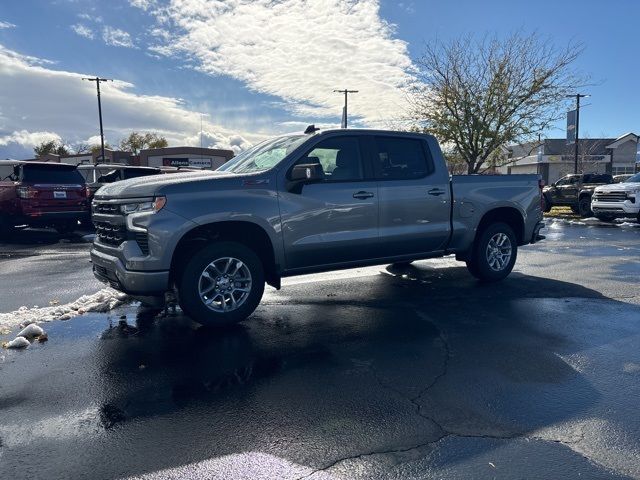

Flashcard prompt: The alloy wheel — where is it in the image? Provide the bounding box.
[198,257,252,312]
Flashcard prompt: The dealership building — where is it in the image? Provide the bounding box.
[499,133,639,183]
[39,146,234,170]
[137,147,234,169]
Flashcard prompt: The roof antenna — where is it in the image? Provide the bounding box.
[304,124,320,135]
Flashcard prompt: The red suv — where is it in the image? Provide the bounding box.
[0,161,89,238]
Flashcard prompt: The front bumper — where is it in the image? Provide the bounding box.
[91,247,169,295]
[591,200,639,218]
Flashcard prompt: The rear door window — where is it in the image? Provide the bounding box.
[373,136,432,180]
[21,165,84,184]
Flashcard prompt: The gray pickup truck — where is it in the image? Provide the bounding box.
[90,129,545,326]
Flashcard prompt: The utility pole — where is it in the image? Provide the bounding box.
[83,76,113,165]
[567,93,589,174]
[333,89,358,128]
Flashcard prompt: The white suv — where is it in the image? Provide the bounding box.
[591,173,640,222]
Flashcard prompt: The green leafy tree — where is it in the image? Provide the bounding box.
[34,140,70,157]
[118,132,168,155]
[409,33,585,174]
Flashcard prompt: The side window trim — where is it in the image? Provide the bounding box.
[372,135,434,181]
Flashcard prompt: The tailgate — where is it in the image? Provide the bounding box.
[20,183,87,212]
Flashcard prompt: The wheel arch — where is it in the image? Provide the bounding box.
[170,221,280,289]
[578,190,593,201]
[475,207,525,246]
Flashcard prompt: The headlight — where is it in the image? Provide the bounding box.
[121,197,166,214]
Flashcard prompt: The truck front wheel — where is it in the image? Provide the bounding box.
[466,222,518,282]
[178,242,265,327]
[578,196,592,217]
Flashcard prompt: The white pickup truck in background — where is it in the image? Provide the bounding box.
[591,172,640,222]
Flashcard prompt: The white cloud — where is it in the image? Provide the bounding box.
[0,44,258,159]
[138,0,415,126]
[0,21,16,30]
[78,13,103,23]
[102,26,135,48]
[128,0,156,11]
[0,130,61,148]
[71,24,94,40]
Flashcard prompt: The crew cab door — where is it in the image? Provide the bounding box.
[372,135,451,256]
[550,175,578,204]
[279,135,378,270]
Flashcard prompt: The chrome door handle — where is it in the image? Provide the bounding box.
[428,188,446,196]
[353,191,374,199]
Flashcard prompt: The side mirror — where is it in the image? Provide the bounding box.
[289,163,323,183]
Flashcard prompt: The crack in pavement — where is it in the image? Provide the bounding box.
[296,312,597,480]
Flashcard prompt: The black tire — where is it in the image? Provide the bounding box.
[542,195,552,213]
[178,242,265,327]
[570,205,580,214]
[577,196,592,218]
[466,222,518,282]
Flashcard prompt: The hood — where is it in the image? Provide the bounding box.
[594,182,640,193]
[94,170,237,199]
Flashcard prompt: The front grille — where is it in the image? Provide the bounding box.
[593,191,627,202]
[94,221,127,247]
[93,202,121,214]
[135,232,149,255]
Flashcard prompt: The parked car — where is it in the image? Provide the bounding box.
[591,172,640,222]
[77,164,162,198]
[90,129,545,327]
[613,174,633,183]
[542,173,613,217]
[0,161,89,237]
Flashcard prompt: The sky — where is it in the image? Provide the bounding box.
[0,0,638,159]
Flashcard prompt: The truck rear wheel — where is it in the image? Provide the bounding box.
[466,222,518,282]
[177,242,265,327]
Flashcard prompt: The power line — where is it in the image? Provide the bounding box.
[82,77,113,165]
[333,89,358,128]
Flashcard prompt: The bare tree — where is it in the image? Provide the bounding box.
[73,142,91,154]
[410,33,585,174]
[562,136,610,176]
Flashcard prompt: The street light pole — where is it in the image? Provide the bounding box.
[83,76,112,165]
[333,89,358,128]
[567,93,589,174]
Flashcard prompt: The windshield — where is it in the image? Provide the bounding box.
[217,135,309,174]
[623,173,640,183]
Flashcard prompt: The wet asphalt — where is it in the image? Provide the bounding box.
[0,219,639,479]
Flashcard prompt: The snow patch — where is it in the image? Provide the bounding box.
[0,288,129,332]
[17,323,44,338]
[3,336,30,349]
